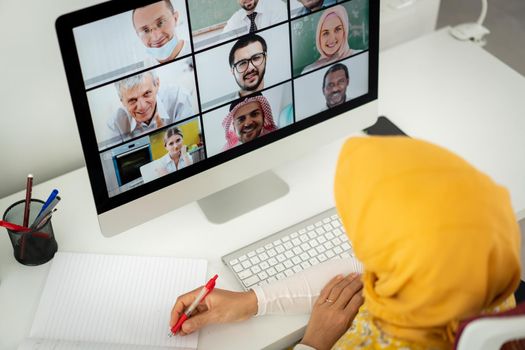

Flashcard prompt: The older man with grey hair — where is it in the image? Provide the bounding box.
[108,70,194,140]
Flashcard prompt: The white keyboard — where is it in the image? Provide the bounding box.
[222,208,353,290]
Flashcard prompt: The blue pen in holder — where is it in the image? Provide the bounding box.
[2,199,58,265]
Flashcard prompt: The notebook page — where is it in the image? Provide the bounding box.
[29,252,207,349]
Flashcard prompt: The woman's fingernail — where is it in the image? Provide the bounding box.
[336,274,344,279]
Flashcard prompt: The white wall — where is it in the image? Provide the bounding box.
[0,0,104,198]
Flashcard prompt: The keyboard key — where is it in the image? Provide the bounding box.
[301,261,311,269]
[273,239,282,246]
[268,276,277,283]
[284,269,294,277]
[326,232,335,240]
[260,261,270,270]
[258,271,269,280]
[284,260,293,268]
[292,238,301,246]
[323,217,331,224]
[233,264,243,272]
[265,243,273,250]
[341,252,351,259]
[290,232,299,238]
[309,257,320,266]
[315,221,323,227]
[300,234,309,243]
[332,220,341,227]
[324,241,334,249]
[301,243,311,251]
[292,256,301,264]
[276,254,286,262]
[241,260,252,269]
[256,247,265,254]
[276,272,286,280]
[334,228,343,236]
[293,265,303,273]
[267,248,277,257]
[284,241,293,250]
[316,245,326,254]
[308,249,317,257]
[275,245,285,253]
[318,253,328,262]
[306,225,314,231]
[300,252,309,261]
[332,237,342,245]
[243,275,260,287]
[326,250,335,258]
[275,263,285,272]
[342,242,351,251]
[307,231,317,239]
[284,251,294,259]
[229,258,239,265]
[310,240,319,247]
[268,257,278,266]
[331,214,338,220]
[238,269,252,279]
[334,246,343,254]
[267,267,277,276]
[282,236,290,242]
[317,236,327,244]
[239,255,247,262]
[298,228,307,234]
[259,252,269,261]
[315,227,325,235]
[251,265,261,274]
[292,246,302,255]
[323,224,332,231]
[247,250,256,258]
[250,256,261,265]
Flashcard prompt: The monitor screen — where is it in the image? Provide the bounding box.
[56,0,378,217]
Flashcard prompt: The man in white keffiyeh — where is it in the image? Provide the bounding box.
[222,93,277,151]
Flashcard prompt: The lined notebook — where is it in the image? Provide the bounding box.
[18,252,207,350]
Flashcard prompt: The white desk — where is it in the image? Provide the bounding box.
[1,28,524,350]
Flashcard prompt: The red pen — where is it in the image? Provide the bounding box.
[170,274,218,336]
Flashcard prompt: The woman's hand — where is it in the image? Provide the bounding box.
[300,273,364,350]
[170,288,258,336]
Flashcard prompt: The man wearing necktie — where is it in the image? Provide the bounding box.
[223,0,287,36]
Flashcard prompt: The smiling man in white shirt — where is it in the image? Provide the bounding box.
[223,0,287,35]
[108,70,194,141]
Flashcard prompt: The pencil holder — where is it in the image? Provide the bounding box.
[2,199,58,266]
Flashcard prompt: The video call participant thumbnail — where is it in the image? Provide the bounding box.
[223,0,287,34]
[222,93,277,150]
[133,0,190,64]
[302,5,356,74]
[323,63,349,109]
[156,126,194,176]
[229,34,267,98]
[108,70,194,140]
[294,0,337,17]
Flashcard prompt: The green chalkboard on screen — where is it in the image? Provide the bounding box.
[291,0,369,76]
[188,0,239,32]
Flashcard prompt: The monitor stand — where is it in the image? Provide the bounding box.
[197,171,289,224]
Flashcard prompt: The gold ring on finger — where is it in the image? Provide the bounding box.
[325,298,334,303]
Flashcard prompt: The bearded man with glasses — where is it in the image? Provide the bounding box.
[229,34,268,98]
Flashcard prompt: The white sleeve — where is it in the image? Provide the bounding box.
[252,257,363,316]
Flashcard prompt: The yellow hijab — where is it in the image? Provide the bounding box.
[334,136,521,347]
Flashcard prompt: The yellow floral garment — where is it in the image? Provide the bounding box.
[332,296,516,350]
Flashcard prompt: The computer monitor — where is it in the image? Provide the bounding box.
[56,0,378,236]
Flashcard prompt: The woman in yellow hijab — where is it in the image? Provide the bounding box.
[169,136,521,349]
